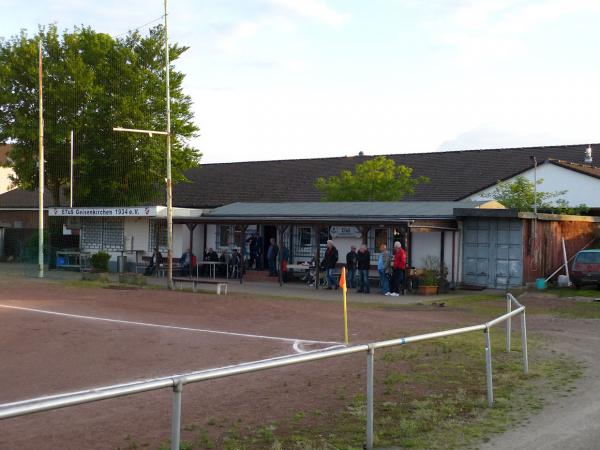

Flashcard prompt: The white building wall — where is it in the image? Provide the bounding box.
[411,231,440,268]
[0,167,14,194]
[180,224,204,257]
[468,163,600,207]
[124,217,149,252]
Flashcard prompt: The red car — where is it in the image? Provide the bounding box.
[571,250,600,289]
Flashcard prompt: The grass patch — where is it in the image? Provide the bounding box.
[546,287,600,298]
[148,330,582,450]
[549,301,600,319]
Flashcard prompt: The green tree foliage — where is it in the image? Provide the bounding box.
[483,176,588,214]
[0,25,199,206]
[315,156,428,201]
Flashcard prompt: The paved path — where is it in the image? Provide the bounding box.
[482,317,600,450]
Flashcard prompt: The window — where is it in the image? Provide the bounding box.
[298,227,312,247]
[82,218,102,250]
[319,227,330,245]
[374,228,388,252]
[233,225,244,249]
[148,220,167,252]
[103,218,124,251]
[218,225,230,248]
[82,218,124,251]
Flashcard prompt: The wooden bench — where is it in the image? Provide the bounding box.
[172,277,228,295]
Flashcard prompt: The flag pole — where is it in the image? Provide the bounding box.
[341,267,348,344]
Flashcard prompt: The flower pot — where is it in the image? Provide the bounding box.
[418,285,438,295]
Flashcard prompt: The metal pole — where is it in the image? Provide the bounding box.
[366,346,374,450]
[484,328,493,407]
[506,295,511,352]
[520,311,529,374]
[171,380,182,450]
[38,40,44,278]
[164,0,174,290]
[561,237,570,286]
[70,130,74,208]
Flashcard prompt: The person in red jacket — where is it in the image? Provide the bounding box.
[390,241,406,296]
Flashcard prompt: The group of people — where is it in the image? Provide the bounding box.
[324,240,407,295]
[145,236,407,295]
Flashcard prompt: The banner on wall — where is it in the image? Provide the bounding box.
[330,226,362,239]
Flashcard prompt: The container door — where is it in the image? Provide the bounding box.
[463,218,491,286]
[493,219,522,288]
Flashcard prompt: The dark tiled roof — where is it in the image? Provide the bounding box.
[549,159,600,180]
[0,189,66,208]
[174,143,598,207]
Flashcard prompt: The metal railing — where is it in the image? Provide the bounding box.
[0,293,528,450]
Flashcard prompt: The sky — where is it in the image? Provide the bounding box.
[2,0,600,163]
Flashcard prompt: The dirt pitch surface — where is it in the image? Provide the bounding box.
[0,278,481,450]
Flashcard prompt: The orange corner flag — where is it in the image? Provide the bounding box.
[341,267,348,344]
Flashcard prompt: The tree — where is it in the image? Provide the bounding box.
[0,25,199,206]
[483,176,588,214]
[315,156,428,201]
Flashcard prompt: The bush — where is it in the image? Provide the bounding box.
[90,251,111,272]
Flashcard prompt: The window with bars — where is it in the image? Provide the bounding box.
[82,218,102,250]
[148,219,168,252]
[81,218,124,251]
[102,218,124,251]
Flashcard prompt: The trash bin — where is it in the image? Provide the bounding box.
[117,255,128,273]
[535,278,546,290]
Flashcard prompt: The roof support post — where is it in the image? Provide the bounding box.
[186,223,196,263]
[277,224,288,287]
[360,226,370,245]
[240,224,248,284]
[313,225,322,290]
[440,230,445,278]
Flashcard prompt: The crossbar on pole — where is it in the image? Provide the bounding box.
[112,127,169,136]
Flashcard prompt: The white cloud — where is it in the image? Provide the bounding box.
[265,0,349,27]
[435,0,600,63]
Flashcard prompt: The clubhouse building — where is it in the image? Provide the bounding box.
[2,143,600,288]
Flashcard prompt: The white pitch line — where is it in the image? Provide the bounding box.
[0,304,342,347]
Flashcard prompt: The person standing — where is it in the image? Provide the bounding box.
[390,241,407,296]
[267,237,279,276]
[246,233,258,269]
[378,243,391,295]
[345,245,358,289]
[321,240,339,289]
[356,244,370,294]
[180,248,194,277]
[144,247,163,276]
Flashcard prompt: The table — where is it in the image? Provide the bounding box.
[56,251,91,272]
[196,261,228,279]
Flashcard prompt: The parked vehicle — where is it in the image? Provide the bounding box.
[571,249,600,289]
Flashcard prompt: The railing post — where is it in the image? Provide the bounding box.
[506,295,512,352]
[520,310,529,374]
[171,379,183,450]
[366,345,375,450]
[484,328,493,407]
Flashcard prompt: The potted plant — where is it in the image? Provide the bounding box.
[83,251,111,281]
[418,255,440,295]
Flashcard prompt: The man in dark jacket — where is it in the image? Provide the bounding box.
[321,240,339,289]
[345,245,358,289]
[356,244,371,293]
[267,237,279,276]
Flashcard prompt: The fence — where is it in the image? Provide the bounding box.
[0,293,528,450]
